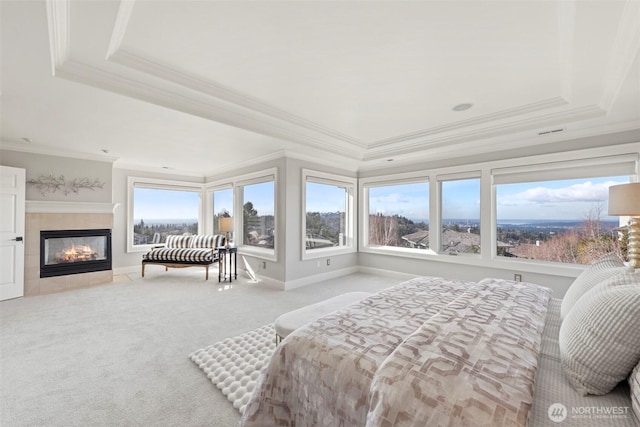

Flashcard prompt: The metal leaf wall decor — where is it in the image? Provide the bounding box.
[27,174,105,196]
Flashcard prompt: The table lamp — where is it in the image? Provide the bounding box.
[219,217,233,249]
[608,182,640,268]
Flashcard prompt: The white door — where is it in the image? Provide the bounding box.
[0,166,25,301]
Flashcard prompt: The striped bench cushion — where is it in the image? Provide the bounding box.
[166,235,193,248]
[143,248,215,263]
[191,234,225,249]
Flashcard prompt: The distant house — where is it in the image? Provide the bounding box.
[403,229,512,255]
[401,230,429,249]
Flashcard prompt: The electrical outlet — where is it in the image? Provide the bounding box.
[262,261,267,269]
[326,258,331,266]
[316,261,320,268]
[514,274,522,282]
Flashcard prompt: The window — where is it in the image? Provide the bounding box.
[495,174,631,265]
[241,179,275,250]
[440,177,481,254]
[212,188,233,235]
[366,181,429,249]
[303,170,356,258]
[128,178,202,251]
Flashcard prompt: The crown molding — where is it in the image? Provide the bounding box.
[363,104,605,161]
[45,0,70,76]
[106,0,135,59]
[358,124,640,173]
[0,140,118,163]
[109,49,368,150]
[599,0,640,112]
[112,160,206,178]
[53,58,365,161]
[558,0,576,101]
[369,96,568,147]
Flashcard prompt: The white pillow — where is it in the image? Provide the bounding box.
[630,361,640,423]
[560,253,626,321]
[560,270,640,395]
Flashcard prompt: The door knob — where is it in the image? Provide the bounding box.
[11,236,23,242]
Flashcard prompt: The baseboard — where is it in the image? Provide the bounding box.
[358,266,416,281]
[283,266,359,290]
[249,274,285,291]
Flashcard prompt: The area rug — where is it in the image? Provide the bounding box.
[189,324,276,414]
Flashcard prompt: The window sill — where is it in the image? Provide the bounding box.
[238,245,277,262]
[303,246,356,260]
[360,246,584,279]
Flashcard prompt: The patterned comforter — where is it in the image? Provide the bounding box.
[241,277,551,427]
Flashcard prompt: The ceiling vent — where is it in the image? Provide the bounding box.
[537,128,565,136]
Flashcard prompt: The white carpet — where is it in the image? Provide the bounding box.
[189,324,276,414]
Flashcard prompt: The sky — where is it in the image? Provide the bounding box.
[497,176,628,220]
[134,188,199,221]
[369,182,429,221]
[134,175,629,223]
[306,182,347,213]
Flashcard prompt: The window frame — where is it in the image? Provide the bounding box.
[302,169,357,260]
[239,175,277,257]
[358,145,638,277]
[491,156,636,265]
[359,171,433,256]
[127,176,204,253]
[437,172,482,256]
[205,168,278,261]
[208,184,234,236]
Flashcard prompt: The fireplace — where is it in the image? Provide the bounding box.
[40,229,112,278]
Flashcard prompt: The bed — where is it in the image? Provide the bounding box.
[241,275,639,427]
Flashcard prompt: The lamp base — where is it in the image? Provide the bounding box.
[225,231,230,249]
[629,217,640,269]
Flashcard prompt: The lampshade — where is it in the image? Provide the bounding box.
[219,217,233,233]
[608,183,640,215]
[608,182,640,269]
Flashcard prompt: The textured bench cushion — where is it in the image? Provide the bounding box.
[191,234,225,249]
[143,247,215,263]
[275,292,372,339]
[165,235,193,248]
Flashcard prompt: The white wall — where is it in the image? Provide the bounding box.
[358,253,575,298]
[282,157,358,288]
[1,149,113,202]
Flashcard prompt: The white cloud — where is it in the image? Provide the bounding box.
[499,180,623,207]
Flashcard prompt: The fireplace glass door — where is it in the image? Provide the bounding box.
[40,229,112,277]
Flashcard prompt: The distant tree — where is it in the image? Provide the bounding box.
[243,202,259,244]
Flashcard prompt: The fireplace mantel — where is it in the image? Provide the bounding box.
[26,201,119,214]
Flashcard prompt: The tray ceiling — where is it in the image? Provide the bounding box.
[1,0,639,175]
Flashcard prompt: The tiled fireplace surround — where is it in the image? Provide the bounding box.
[25,201,116,296]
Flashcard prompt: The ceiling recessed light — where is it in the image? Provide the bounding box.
[453,103,473,112]
[21,137,33,143]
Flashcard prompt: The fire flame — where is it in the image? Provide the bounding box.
[59,244,97,262]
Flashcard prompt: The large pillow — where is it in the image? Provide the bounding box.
[560,270,640,395]
[630,361,640,423]
[560,253,626,320]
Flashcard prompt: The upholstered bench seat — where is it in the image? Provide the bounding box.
[274,291,372,343]
[141,234,225,280]
[142,248,214,263]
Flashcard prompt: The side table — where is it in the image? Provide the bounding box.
[217,246,238,282]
